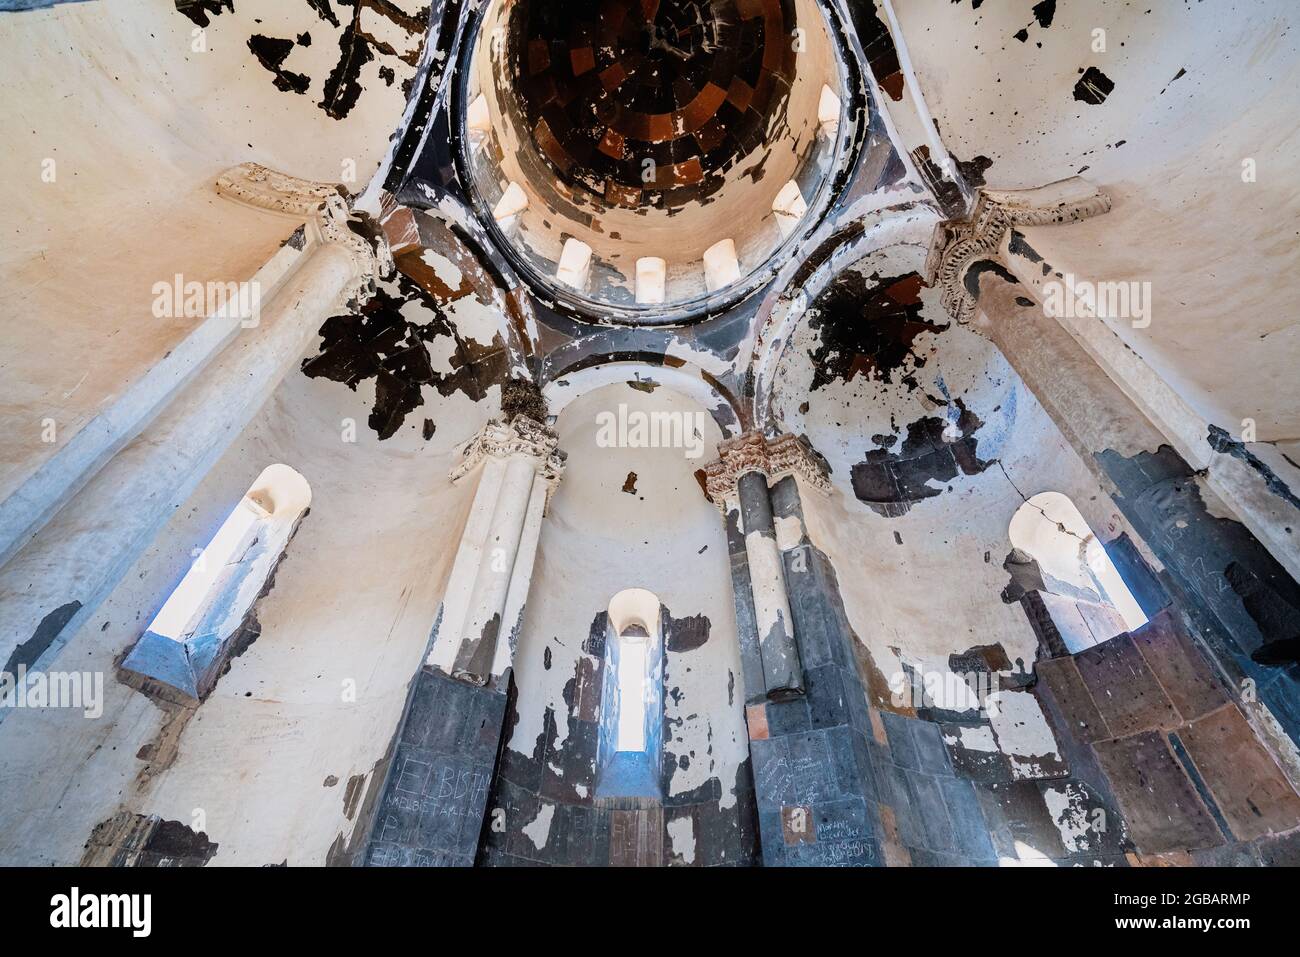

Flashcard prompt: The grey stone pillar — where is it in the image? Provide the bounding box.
[704,432,821,700]
[0,162,389,694]
[358,413,564,866]
[926,184,1300,767]
[705,433,884,866]
[737,470,802,697]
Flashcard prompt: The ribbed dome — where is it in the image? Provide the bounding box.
[511,0,798,210]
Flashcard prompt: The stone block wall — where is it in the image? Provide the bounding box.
[1035,608,1300,865]
[477,608,760,867]
[362,666,507,867]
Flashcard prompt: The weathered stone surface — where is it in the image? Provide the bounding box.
[1073,634,1180,737]
[1035,656,1110,743]
[1129,609,1228,723]
[1093,731,1223,853]
[1178,703,1300,841]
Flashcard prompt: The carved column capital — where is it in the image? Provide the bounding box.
[215,162,393,307]
[451,415,567,500]
[703,431,831,507]
[924,177,1112,324]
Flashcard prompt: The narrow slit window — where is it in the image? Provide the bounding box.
[595,588,664,799]
[122,464,311,698]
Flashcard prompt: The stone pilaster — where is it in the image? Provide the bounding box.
[0,162,391,697]
[704,432,829,700]
[929,203,1300,779]
[705,433,884,866]
[360,413,564,866]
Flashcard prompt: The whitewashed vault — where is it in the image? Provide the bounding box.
[0,0,1297,872]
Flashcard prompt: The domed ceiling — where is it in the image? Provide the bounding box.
[461,0,848,315]
[511,0,798,210]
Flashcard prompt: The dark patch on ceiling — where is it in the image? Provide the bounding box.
[806,270,944,393]
[307,0,341,28]
[501,376,549,423]
[248,34,312,95]
[1007,229,1042,263]
[4,600,81,675]
[1073,67,1115,105]
[955,154,993,189]
[1207,425,1300,513]
[83,812,218,867]
[963,258,1019,301]
[664,609,710,653]
[849,400,993,515]
[319,14,377,119]
[301,268,506,440]
[174,0,232,28]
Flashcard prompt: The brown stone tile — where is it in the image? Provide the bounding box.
[877,804,912,867]
[609,807,663,867]
[597,128,626,160]
[1179,703,1300,840]
[569,46,596,76]
[726,77,754,112]
[1093,731,1222,853]
[1074,634,1180,736]
[1127,850,1195,867]
[1035,656,1110,743]
[746,703,769,741]
[868,706,888,746]
[574,657,603,723]
[527,38,550,75]
[1130,610,1228,723]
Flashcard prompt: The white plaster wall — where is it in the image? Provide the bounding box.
[0,0,426,505]
[770,244,1142,702]
[893,0,1300,441]
[508,382,750,806]
[0,335,494,865]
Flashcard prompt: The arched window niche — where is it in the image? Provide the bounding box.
[595,588,665,800]
[1009,492,1147,654]
[122,465,311,700]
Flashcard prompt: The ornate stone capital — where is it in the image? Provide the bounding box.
[451,415,566,496]
[215,162,393,306]
[924,177,1112,324]
[702,431,831,506]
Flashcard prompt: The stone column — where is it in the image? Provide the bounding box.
[704,432,817,700]
[0,163,388,690]
[359,413,564,867]
[927,181,1300,770]
[706,432,885,866]
[434,415,565,685]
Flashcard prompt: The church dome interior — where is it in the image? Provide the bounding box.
[2,0,1300,905]
[462,0,848,315]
